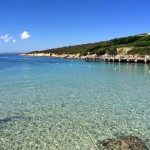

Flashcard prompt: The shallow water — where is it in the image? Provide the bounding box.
[0,54,150,149]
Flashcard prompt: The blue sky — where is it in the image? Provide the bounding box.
[0,0,150,53]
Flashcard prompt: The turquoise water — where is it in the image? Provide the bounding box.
[0,54,150,149]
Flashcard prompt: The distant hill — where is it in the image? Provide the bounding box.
[28,33,150,56]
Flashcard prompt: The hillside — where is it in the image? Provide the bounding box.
[27,33,150,56]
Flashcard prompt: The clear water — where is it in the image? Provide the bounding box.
[0,54,150,149]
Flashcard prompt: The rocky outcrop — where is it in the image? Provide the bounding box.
[21,53,87,59]
[97,136,149,150]
[117,47,133,55]
[20,53,51,57]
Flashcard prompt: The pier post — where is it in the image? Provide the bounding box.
[119,55,121,63]
[108,55,110,62]
[127,55,129,63]
[113,55,114,62]
[145,55,147,64]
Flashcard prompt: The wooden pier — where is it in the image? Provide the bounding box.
[85,55,150,64]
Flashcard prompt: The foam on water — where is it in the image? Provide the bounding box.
[0,54,150,149]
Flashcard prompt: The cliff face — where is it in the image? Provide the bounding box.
[21,53,87,59]
[117,47,133,55]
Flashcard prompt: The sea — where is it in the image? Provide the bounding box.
[0,54,150,149]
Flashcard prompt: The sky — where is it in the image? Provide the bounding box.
[0,0,150,53]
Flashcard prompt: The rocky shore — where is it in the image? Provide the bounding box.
[20,53,88,59]
[20,52,150,64]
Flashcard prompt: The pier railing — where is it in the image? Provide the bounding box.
[85,55,150,63]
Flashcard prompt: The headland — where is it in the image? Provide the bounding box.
[21,33,150,63]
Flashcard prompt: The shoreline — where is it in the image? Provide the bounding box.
[20,53,87,59]
[20,53,150,63]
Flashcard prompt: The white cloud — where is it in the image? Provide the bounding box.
[21,31,31,39]
[0,34,16,43]
[12,39,16,43]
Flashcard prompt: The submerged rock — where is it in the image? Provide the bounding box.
[0,115,32,124]
[97,136,149,150]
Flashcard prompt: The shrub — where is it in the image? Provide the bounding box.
[128,47,150,55]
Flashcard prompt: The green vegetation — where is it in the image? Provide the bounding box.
[28,34,150,56]
[110,36,141,45]
[127,47,150,56]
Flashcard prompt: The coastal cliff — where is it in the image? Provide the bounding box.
[21,53,87,59]
[22,33,150,58]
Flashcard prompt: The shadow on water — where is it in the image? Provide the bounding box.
[0,116,22,123]
[0,115,32,124]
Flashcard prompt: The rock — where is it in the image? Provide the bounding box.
[97,136,149,150]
